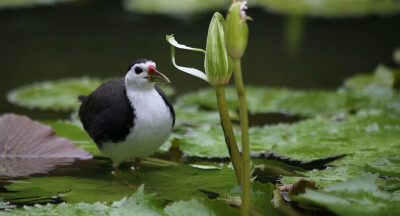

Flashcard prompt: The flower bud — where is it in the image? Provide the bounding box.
[205,12,232,86]
[225,1,250,59]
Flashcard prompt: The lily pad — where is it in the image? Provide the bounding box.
[7,77,104,111]
[255,0,400,17]
[7,77,176,111]
[2,162,237,203]
[4,185,241,216]
[365,156,400,178]
[292,173,400,216]
[164,198,240,216]
[0,0,74,9]
[123,0,229,15]
[178,86,390,117]
[0,114,92,177]
[179,86,341,116]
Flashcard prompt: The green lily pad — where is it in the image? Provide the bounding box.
[292,173,400,216]
[344,64,397,90]
[7,77,176,111]
[255,0,400,17]
[175,104,238,125]
[123,0,229,15]
[7,78,104,111]
[110,185,165,216]
[165,198,240,216]
[178,86,348,117]
[2,202,110,216]
[2,162,237,204]
[365,156,400,178]
[0,0,74,9]
[4,185,241,216]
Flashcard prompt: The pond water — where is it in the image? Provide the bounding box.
[1,0,399,119]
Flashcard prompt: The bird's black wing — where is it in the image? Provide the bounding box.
[79,78,134,148]
[155,85,175,129]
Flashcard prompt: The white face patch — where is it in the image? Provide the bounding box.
[125,61,156,90]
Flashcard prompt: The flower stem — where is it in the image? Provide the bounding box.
[232,58,251,216]
[214,85,243,185]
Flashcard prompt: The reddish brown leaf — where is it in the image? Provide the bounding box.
[0,114,92,177]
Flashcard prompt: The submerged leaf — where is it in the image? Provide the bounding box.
[292,173,400,216]
[0,114,92,177]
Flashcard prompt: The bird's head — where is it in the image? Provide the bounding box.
[125,59,170,90]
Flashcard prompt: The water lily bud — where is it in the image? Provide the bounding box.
[205,12,233,86]
[225,1,250,59]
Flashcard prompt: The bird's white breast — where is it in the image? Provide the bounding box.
[101,88,173,165]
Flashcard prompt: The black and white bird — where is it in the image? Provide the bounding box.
[78,59,175,175]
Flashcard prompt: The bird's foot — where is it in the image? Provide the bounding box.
[129,158,141,175]
[112,167,122,177]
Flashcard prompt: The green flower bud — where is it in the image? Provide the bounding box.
[225,1,250,59]
[205,12,233,86]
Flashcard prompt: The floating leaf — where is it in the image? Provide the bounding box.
[2,202,110,216]
[110,185,165,216]
[123,0,229,16]
[7,77,104,111]
[292,173,400,216]
[0,114,92,177]
[7,77,176,111]
[256,0,400,17]
[2,163,237,203]
[174,104,238,125]
[4,185,240,216]
[178,86,350,117]
[0,0,74,9]
[365,156,400,178]
[165,198,240,216]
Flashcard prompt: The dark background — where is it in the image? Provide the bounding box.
[1,0,399,119]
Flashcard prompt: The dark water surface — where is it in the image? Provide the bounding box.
[1,0,399,119]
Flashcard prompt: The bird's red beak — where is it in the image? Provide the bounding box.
[147,65,170,83]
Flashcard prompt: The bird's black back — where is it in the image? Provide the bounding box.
[79,78,134,148]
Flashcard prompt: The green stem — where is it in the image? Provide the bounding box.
[214,85,244,185]
[232,58,251,216]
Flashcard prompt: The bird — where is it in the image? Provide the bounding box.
[78,59,175,175]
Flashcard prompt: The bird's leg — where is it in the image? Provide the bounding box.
[130,158,141,174]
[112,163,121,177]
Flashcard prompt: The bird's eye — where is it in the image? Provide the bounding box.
[134,67,143,74]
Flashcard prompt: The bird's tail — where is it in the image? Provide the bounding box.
[78,95,87,102]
